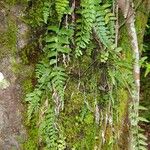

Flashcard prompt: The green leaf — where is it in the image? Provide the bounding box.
[138,106,148,111]
[138,117,149,123]
[50,59,57,65]
[139,140,148,146]
[138,133,147,140]
[139,146,147,150]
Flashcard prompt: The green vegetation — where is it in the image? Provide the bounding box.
[0,17,17,58]
[2,0,149,149]
[24,0,150,149]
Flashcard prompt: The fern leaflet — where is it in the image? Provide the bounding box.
[26,88,43,121]
[75,0,96,57]
[55,0,69,21]
[94,3,115,48]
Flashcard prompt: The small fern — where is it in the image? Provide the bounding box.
[75,0,97,57]
[27,0,53,27]
[104,4,116,41]
[57,131,66,150]
[44,26,72,112]
[94,3,115,48]
[55,0,69,21]
[35,60,52,90]
[129,104,148,150]
[39,108,66,150]
[137,106,148,150]
[39,108,58,149]
[51,67,67,110]
[137,127,148,150]
[43,1,52,24]
[26,88,43,121]
[26,26,72,117]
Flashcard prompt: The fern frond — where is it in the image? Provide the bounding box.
[55,0,69,21]
[51,66,67,101]
[27,0,53,27]
[36,61,52,90]
[39,108,58,149]
[43,26,72,113]
[75,0,97,57]
[43,1,51,24]
[104,6,116,40]
[26,89,43,121]
[46,26,72,55]
[57,132,66,150]
[94,4,115,48]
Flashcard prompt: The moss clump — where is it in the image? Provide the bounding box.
[0,16,17,58]
[22,115,39,150]
[117,89,128,124]
[22,79,33,94]
[5,0,27,5]
[135,11,148,51]
[59,79,99,149]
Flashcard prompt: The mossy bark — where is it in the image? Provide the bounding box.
[117,0,150,149]
[0,1,36,149]
[0,0,149,149]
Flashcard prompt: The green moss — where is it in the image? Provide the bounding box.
[22,115,39,150]
[59,79,99,149]
[22,79,33,94]
[0,16,17,58]
[119,27,132,65]
[5,0,27,5]
[135,10,149,52]
[20,74,38,148]
[11,58,22,74]
[117,89,128,124]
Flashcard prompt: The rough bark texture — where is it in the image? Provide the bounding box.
[0,1,149,149]
[0,1,30,149]
[118,0,150,149]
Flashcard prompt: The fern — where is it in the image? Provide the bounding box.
[35,60,52,90]
[27,26,71,116]
[26,88,43,121]
[27,0,53,27]
[44,26,72,112]
[25,25,72,148]
[75,0,97,57]
[129,104,148,150]
[137,127,148,150]
[104,4,116,41]
[137,106,148,150]
[39,108,66,150]
[43,1,52,24]
[55,0,69,21]
[94,3,115,48]
[39,108,58,149]
[25,0,148,149]
[51,67,67,109]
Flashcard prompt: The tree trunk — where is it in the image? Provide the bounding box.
[0,0,149,149]
[0,1,32,149]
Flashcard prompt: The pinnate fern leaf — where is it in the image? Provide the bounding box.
[26,89,43,121]
[55,0,69,21]
[75,0,97,57]
[39,108,58,149]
